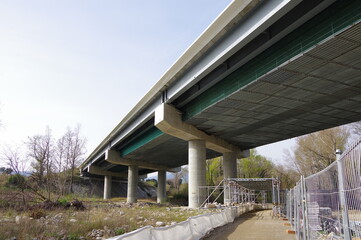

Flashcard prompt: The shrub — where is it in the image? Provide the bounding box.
[0,199,10,208]
[67,233,81,240]
[29,209,46,219]
[5,174,26,188]
[115,228,126,235]
[58,197,68,206]
[172,193,188,200]
[179,183,188,195]
[58,194,75,206]
[145,179,157,187]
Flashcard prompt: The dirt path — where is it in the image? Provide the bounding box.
[202,210,295,240]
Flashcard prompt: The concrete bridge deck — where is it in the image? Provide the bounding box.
[202,210,295,240]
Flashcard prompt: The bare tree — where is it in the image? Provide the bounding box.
[26,127,55,200]
[350,121,361,137]
[57,125,86,194]
[2,145,27,203]
[0,103,2,129]
[1,144,47,202]
[2,144,27,174]
[54,134,68,195]
[172,166,189,193]
[1,125,86,202]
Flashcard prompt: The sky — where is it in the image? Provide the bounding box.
[0,0,294,167]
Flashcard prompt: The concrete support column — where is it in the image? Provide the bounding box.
[103,175,112,200]
[188,139,206,208]
[127,165,138,203]
[157,170,167,203]
[223,152,237,205]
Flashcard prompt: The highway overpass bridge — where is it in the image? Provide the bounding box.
[81,0,361,208]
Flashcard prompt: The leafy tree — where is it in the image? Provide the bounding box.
[287,126,349,176]
[238,149,274,178]
[272,164,299,189]
[145,179,158,187]
[206,157,222,186]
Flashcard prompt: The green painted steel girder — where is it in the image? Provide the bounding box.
[119,127,163,157]
[181,0,361,120]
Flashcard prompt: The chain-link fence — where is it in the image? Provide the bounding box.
[287,139,361,240]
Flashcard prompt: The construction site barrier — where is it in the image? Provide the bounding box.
[107,204,257,240]
[286,138,361,240]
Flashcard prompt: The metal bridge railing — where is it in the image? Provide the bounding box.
[287,138,361,240]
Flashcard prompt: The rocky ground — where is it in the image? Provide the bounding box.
[0,199,216,240]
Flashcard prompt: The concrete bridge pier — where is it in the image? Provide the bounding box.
[157,170,167,203]
[223,152,237,205]
[103,175,112,199]
[127,165,138,203]
[189,139,207,208]
[155,103,247,208]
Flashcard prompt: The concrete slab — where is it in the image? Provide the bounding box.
[202,210,296,240]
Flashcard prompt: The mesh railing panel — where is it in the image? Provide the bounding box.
[305,161,340,239]
[340,139,361,238]
[287,138,361,240]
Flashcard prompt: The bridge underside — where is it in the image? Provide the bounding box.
[87,23,361,177]
[112,20,361,171]
[82,0,361,207]
[90,134,221,173]
[186,24,361,149]
[92,21,361,173]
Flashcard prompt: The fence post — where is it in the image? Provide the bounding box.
[336,149,351,240]
[277,178,281,205]
[292,187,297,231]
[288,190,291,223]
[286,190,289,220]
[290,189,293,226]
[301,176,309,240]
[272,179,276,204]
[297,184,301,240]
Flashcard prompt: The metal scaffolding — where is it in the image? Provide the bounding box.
[200,177,281,208]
